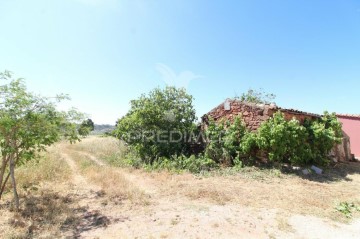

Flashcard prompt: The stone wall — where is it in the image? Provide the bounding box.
[202,99,318,131]
[202,99,351,162]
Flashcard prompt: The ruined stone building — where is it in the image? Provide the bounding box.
[202,99,352,162]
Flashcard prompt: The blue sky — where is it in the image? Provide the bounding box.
[1,0,359,124]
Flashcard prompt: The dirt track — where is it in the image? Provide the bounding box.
[58,139,360,239]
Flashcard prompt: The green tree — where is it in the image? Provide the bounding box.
[256,112,311,165]
[78,118,95,137]
[0,71,83,209]
[237,88,276,104]
[115,86,196,163]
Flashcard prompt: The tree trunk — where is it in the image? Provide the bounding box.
[0,157,8,199]
[0,173,10,200]
[9,156,19,210]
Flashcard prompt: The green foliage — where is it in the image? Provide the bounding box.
[204,111,343,167]
[256,111,342,165]
[205,116,249,165]
[115,86,196,163]
[336,202,360,218]
[204,118,226,164]
[78,118,95,137]
[237,88,276,104]
[305,112,343,164]
[223,117,247,162]
[0,71,84,207]
[256,112,311,165]
[146,154,217,173]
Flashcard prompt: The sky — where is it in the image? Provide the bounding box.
[0,0,359,124]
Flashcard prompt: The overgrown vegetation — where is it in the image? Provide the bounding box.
[236,88,276,104]
[114,86,343,173]
[205,112,342,167]
[0,71,83,209]
[115,86,197,163]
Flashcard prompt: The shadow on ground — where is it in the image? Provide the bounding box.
[2,189,126,238]
[282,161,360,183]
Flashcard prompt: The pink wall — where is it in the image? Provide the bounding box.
[338,116,360,157]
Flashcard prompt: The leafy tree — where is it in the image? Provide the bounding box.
[256,112,311,165]
[204,116,251,166]
[204,117,226,164]
[256,111,342,165]
[115,86,196,163]
[304,112,343,164]
[237,88,276,104]
[0,71,83,209]
[78,118,95,137]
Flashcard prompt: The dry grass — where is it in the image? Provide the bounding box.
[2,147,71,203]
[0,148,77,238]
[65,136,360,222]
[164,166,360,222]
[184,184,231,205]
[2,136,360,238]
[67,150,150,206]
[15,148,71,188]
[67,136,127,166]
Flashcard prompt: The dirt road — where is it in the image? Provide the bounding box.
[59,139,360,239]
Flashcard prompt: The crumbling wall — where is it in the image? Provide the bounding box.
[331,131,353,162]
[202,100,317,131]
[202,100,277,131]
[202,99,352,161]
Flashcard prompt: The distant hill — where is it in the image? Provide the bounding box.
[91,124,116,135]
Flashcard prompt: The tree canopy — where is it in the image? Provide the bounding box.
[115,86,197,163]
[237,88,276,104]
[78,118,95,137]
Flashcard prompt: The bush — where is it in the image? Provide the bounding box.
[256,112,311,165]
[204,111,343,167]
[205,116,249,165]
[115,87,196,163]
[305,112,343,164]
[204,118,226,164]
[145,154,217,173]
[250,111,342,165]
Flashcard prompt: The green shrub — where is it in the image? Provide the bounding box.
[147,154,217,173]
[256,112,311,165]
[204,111,343,167]
[305,112,343,164]
[251,111,342,165]
[204,117,226,164]
[115,87,196,163]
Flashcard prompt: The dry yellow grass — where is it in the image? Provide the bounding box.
[67,136,127,165]
[0,149,76,239]
[2,136,360,238]
[65,149,150,206]
[15,147,71,188]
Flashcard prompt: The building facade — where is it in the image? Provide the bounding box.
[337,114,360,159]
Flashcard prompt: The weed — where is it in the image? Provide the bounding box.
[335,202,360,218]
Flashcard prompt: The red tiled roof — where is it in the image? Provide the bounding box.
[279,107,321,118]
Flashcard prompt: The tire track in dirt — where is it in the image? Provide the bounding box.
[62,153,88,186]
[73,150,159,196]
